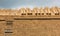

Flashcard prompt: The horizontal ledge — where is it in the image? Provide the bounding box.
[14,18,60,20]
[0,20,5,21]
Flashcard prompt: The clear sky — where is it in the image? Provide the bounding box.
[0,0,60,8]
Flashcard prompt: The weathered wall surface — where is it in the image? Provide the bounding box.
[0,16,60,36]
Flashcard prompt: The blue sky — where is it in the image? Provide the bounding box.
[0,0,60,8]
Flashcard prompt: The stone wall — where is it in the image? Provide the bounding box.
[0,16,60,36]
